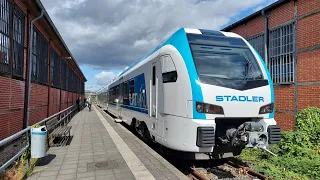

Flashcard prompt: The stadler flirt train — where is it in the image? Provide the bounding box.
[97,28,281,159]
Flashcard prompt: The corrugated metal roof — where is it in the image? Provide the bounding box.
[221,0,290,31]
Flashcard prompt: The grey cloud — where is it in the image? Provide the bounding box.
[42,0,267,71]
[95,71,116,86]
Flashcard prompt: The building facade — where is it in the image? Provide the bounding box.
[222,0,320,130]
[0,0,86,140]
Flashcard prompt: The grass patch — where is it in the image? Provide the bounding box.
[0,158,38,180]
[238,107,320,180]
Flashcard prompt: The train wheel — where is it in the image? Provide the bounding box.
[141,123,151,144]
[130,118,136,132]
[134,120,151,144]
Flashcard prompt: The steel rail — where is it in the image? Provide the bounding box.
[227,160,270,180]
[189,168,208,180]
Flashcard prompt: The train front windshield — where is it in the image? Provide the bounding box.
[187,34,267,90]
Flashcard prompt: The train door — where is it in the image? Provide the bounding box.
[150,60,163,138]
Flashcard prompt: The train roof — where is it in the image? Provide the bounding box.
[108,28,240,86]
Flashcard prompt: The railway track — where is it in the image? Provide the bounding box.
[188,158,269,180]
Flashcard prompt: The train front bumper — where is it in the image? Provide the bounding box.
[161,116,280,153]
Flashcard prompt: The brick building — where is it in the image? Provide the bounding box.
[222,0,320,130]
[0,0,86,140]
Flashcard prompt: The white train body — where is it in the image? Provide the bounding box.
[98,28,280,159]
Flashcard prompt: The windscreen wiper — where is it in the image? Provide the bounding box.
[242,53,253,80]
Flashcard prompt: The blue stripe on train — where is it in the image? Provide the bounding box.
[121,105,148,114]
[108,103,148,114]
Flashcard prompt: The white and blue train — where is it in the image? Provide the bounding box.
[98,28,281,159]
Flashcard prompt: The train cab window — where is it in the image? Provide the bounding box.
[161,55,177,83]
[152,66,156,86]
[187,34,265,90]
[163,71,177,83]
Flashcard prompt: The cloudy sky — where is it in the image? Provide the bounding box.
[41,0,277,92]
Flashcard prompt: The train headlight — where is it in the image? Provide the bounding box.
[196,102,224,115]
[259,103,274,114]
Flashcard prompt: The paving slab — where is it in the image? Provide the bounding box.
[27,107,134,180]
[95,106,189,180]
[27,105,189,180]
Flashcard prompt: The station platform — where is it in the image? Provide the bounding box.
[27,105,189,180]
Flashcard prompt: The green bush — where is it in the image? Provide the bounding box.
[238,107,320,180]
[295,107,320,145]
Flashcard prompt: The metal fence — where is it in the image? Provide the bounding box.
[0,105,77,173]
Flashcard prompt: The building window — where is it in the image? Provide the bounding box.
[0,1,26,78]
[247,33,265,60]
[77,77,80,94]
[0,0,12,74]
[73,74,76,93]
[68,67,72,92]
[50,48,60,88]
[13,7,24,77]
[31,31,37,79]
[73,74,75,93]
[81,81,84,95]
[62,60,67,90]
[32,27,48,84]
[71,70,74,92]
[78,77,80,93]
[74,74,78,93]
[268,23,294,84]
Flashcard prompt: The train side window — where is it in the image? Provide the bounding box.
[119,83,123,103]
[163,71,177,83]
[130,79,134,94]
[152,66,156,86]
[123,81,129,105]
[109,88,113,102]
[115,85,119,102]
[112,88,115,102]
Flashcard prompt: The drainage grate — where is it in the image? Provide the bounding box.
[87,159,126,172]
[95,161,108,168]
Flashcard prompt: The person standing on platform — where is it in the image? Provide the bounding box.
[87,97,92,111]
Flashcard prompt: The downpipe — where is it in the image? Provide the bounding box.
[25,1,44,170]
